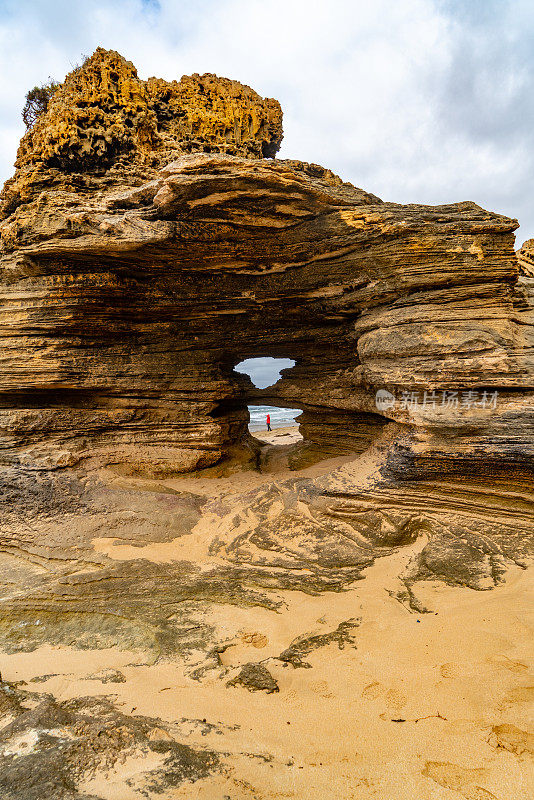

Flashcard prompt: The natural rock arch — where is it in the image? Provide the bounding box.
[0,48,532,485]
[0,51,532,755]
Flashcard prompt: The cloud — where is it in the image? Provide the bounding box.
[235,358,296,389]
[0,0,532,242]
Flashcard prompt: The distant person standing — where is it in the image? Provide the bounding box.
[266,413,272,431]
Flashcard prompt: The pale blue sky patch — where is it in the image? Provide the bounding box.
[235,358,296,389]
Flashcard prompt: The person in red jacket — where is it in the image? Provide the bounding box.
[266,414,272,431]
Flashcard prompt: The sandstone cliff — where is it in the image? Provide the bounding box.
[1,50,532,475]
[0,49,532,800]
[0,43,532,584]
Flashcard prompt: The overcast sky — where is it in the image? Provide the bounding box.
[1,0,532,246]
[236,358,295,388]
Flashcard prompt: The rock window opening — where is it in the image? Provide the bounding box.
[234,357,295,389]
[248,405,302,440]
[234,357,302,440]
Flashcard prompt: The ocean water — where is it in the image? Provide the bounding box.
[248,405,301,431]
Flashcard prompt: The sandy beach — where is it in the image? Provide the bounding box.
[1,442,532,799]
[2,540,532,799]
[249,423,303,445]
[0,30,533,800]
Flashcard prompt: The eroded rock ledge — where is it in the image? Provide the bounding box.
[1,48,532,475]
[0,47,532,646]
[0,48,533,799]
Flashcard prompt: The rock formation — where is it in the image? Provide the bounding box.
[0,49,532,800]
[0,41,532,613]
[13,47,282,175]
[1,49,532,472]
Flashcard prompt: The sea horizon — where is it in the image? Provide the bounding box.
[248,405,301,431]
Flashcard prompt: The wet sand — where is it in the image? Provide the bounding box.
[249,423,303,445]
[2,550,532,799]
[1,440,532,799]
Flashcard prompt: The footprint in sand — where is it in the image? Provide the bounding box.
[361,681,407,710]
[361,681,382,700]
[311,680,333,699]
[462,790,500,800]
[240,631,269,648]
[504,685,534,704]
[488,723,534,758]
[283,689,299,704]
[487,654,530,674]
[440,662,463,678]
[439,661,481,679]
[422,762,499,799]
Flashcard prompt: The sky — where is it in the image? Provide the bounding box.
[0,0,533,245]
[235,358,296,389]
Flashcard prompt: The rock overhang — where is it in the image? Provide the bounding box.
[0,48,531,480]
[0,49,532,699]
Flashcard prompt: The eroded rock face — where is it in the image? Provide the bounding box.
[0,49,533,800]
[1,110,532,477]
[11,48,282,179]
[0,48,532,649]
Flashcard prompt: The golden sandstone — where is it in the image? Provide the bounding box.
[15,47,283,173]
[0,48,532,800]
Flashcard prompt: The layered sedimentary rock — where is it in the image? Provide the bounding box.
[0,44,532,566]
[1,48,532,476]
[0,45,532,554]
[0,48,533,799]
[0,50,530,610]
